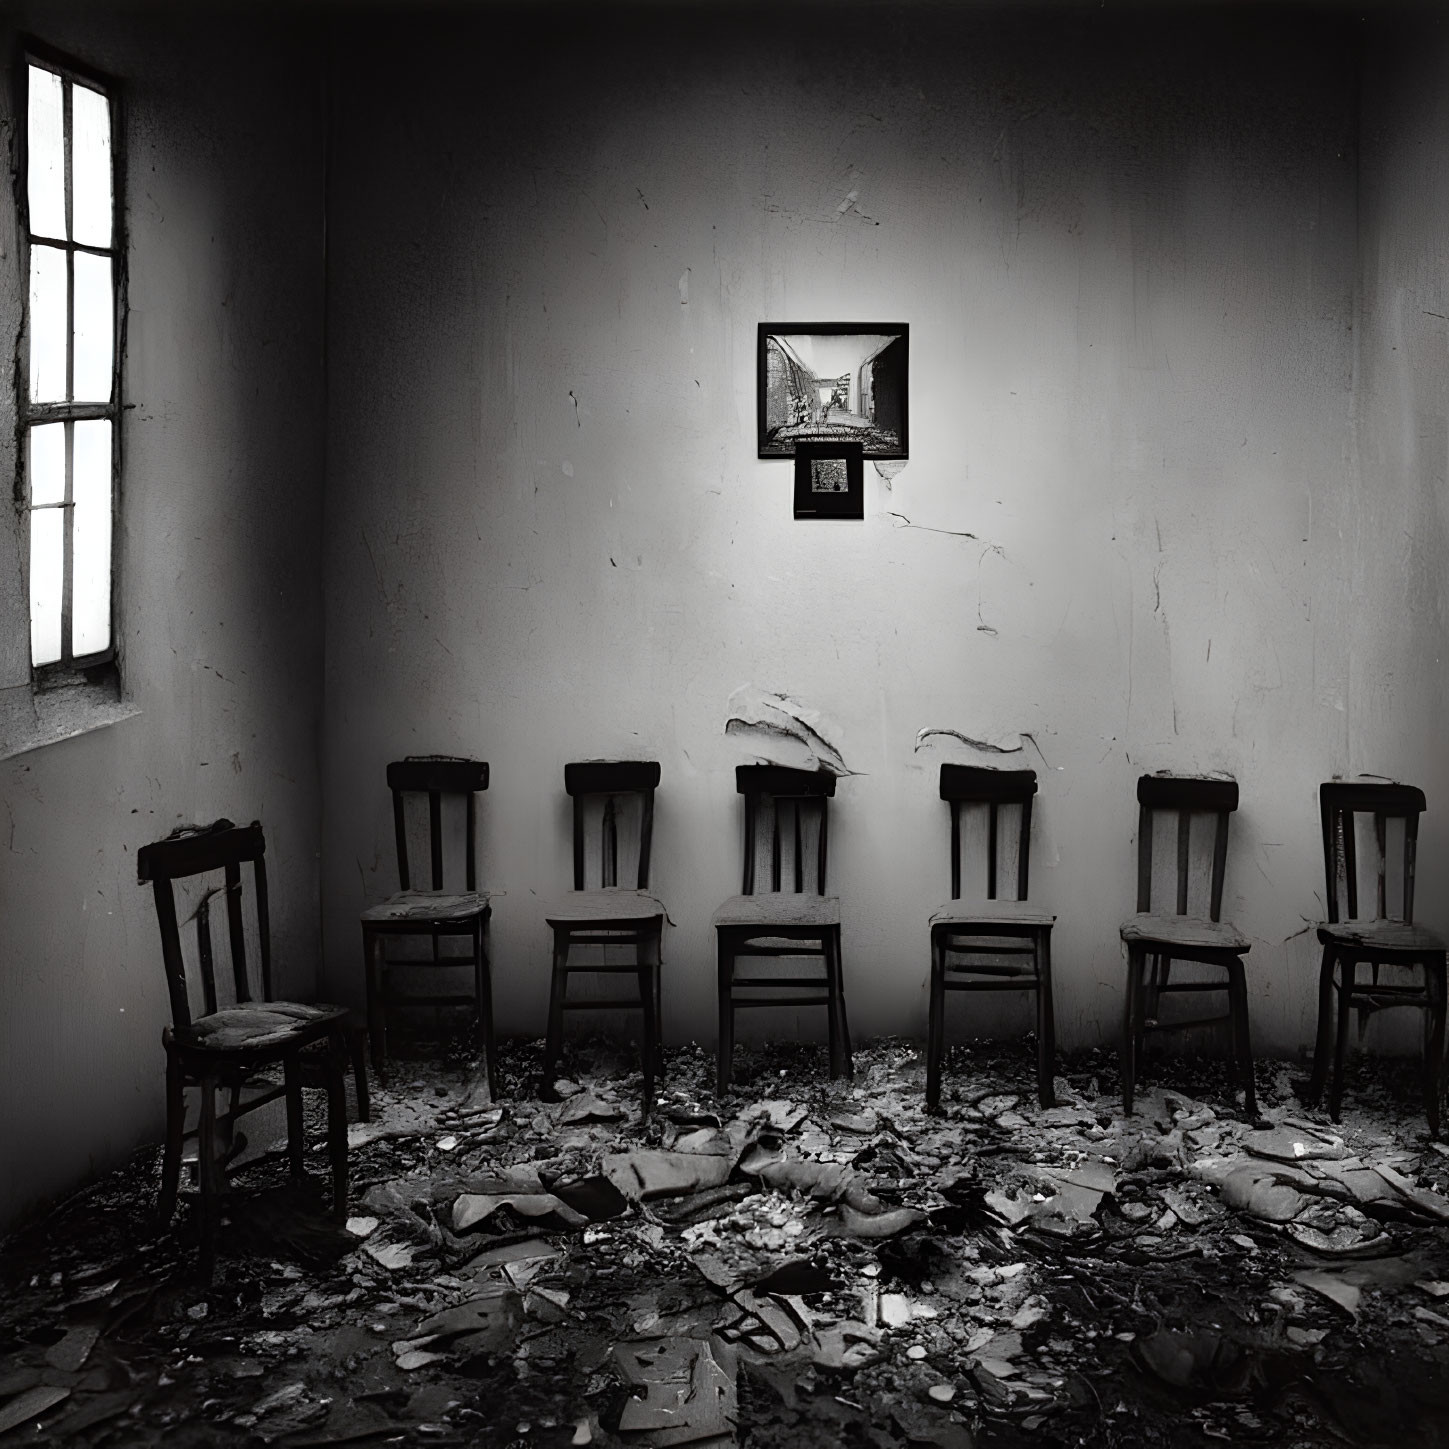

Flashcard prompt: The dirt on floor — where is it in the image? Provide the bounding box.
[5,1037,1449,1448]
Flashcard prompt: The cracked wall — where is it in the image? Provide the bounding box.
[320,8,1444,1059]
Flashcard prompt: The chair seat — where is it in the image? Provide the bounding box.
[544,888,667,925]
[713,892,841,929]
[172,1001,349,1053]
[1317,919,1447,953]
[931,900,1056,928]
[1120,913,1249,953]
[362,890,490,923]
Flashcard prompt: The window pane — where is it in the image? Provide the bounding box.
[73,253,112,402]
[72,419,111,655]
[26,67,65,240]
[29,506,63,667]
[71,83,112,249]
[29,422,65,506]
[29,244,67,403]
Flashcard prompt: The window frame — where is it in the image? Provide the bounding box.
[14,39,125,688]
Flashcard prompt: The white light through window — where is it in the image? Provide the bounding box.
[23,60,118,672]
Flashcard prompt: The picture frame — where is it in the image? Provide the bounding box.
[758,323,908,460]
[793,440,864,519]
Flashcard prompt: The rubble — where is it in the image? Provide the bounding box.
[4,1037,1449,1445]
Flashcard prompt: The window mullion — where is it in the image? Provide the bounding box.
[60,422,73,667]
[61,77,74,668]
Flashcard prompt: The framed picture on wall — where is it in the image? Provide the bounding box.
[793,440,864,519]
[759,323,908,459]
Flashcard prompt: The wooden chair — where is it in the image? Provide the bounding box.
[927,765,1055,1111]
[1302,782,1447,1133]
[1119,775,1256,1116]
[138,819,355,1265]
[713,765,852,1093]
[541,762,665,1111]
[361,756,495,1096]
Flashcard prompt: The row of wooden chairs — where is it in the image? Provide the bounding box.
[135,761,1448,1264]
[359,759,1449,1136]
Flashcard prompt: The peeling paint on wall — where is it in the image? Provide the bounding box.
[914,727,1024,756]
[725,684,853,776]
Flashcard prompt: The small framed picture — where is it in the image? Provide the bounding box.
[793,440,864,519]
[758,323,908,459]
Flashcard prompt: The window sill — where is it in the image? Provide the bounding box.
[0,680,141,762]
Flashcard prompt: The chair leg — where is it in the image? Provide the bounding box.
[926,932,945,1112]
[1424,955,1446,1139]
[1139,953,1168,1065]
[158,1052,185,1228]
[284,1054,305,1181]
[542,928,570,1087]
[833,928,854,1080]
[348,1021,371,1124]
[1330,955,1356,1122]
[364,928,388,1087]
[476,918,498,1102]
[653,945,665,1081]
[1036,929,1056,1109]
[1227,957,1257,1118]
[1121,943,1143,1115]
[824,936,841,1080]
[197,1076,221,1272]
[1303,940,1337,1106]
[639,926,660,1115]
[326,1035,349,1221]
[223,1084,243,1163]
[1143,952,1162,1027]
[716,931,735,1096]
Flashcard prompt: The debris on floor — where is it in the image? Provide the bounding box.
[5,1036,1449,1446]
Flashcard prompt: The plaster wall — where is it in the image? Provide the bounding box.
[1352,22,1449,920]
[0,11,326,1226]
[321,7,1385,1058]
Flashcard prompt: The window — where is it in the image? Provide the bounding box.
[20,51,120,679]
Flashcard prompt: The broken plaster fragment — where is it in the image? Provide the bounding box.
[613,1338,736,1441]
[362,1239,418,1271]
[396,1348,449,1372]
[1293,1270,1361,1318]
[811,1320,882,1371]
[874,460,907,486]
[0,1387,71,1436]
[44,1325,99,1372]
[832,1203,924,1239]
[453,1191,586,1232]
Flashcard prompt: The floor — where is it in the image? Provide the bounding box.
[4,1035,1449,1448]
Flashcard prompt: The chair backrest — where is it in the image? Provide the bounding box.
[1134,774,1238,920]
[940,764,1037,902]
[386,756,489,892]
[1319,781,1425,925]
[137,819,271,1031]
[564,761,660,890]
[736,765,836,896]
